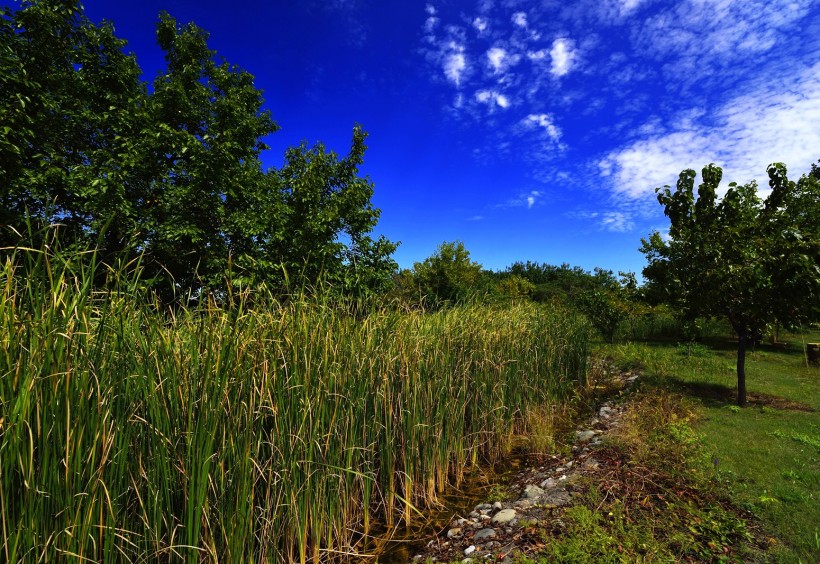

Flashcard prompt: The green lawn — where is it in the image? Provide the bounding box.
[604,331,820,563]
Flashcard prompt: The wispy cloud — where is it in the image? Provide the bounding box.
[601,61,820,200]
[500,190,544,209]
[600,211,634,232]
[420,0,818,233]
[523,113,561,142]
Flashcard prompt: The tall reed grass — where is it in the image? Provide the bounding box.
[0,245,591,562]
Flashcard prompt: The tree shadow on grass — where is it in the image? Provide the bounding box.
[663,377,816,412]
[698,336,810,358]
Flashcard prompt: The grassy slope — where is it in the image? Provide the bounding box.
[606,331,820,562]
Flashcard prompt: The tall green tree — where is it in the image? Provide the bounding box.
[270,126,397,296]
[641,163,820,406]
[0,0,143,248]
[0,1,397,300]
[134,11,280,297]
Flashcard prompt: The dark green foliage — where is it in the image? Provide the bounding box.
[395,240,484,308]
[0,1,397,300]
[641,162,820,405]
[0,0,144,249]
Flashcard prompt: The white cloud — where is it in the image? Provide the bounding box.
[444,50,467,86]
[523,113,561,141]
[618,0,645,15]
[600,61,820,200]
[527,190,541,208]
[475,89,510,108]
[527,49,547,61]
[425,3,436,15]
[549,38,577,77]
[472,16,488,32]
[512,12,527,28]
[487,47,507,72]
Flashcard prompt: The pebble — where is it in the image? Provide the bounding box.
[407,361,641,564]
[491,508,517,525]
[474,528,496,540]
[576,430,596,442]
[523,484,544,499]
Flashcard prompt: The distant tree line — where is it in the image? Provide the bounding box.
[0,0,397,301]
[389,240,645,343]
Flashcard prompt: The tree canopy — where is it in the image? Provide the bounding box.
[0,0,397,300]
[641,162,820,406]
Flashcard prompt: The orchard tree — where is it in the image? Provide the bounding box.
[641,163,820,406]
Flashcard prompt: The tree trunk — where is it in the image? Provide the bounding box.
[736,330,748,407]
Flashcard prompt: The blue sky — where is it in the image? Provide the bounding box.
[75,0,820,275]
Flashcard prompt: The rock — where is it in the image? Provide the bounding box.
[447,527,462,538]
[491,508,517,525]
[540,477,557,488]
[523,484,544,499]
[541,487,572,508]
[492,501,502,511]
[476,503,493,511]
[576,430,596,442]
[464,545,476,556]
[599,406,615,418]
[474,528,497,540]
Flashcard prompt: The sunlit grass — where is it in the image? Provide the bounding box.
[0,245,591,562]
[601,332,820,563]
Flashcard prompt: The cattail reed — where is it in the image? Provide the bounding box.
[0,245,590,562]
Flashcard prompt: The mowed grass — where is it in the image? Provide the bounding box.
[0,246,592,563]
[605,331,820,562]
